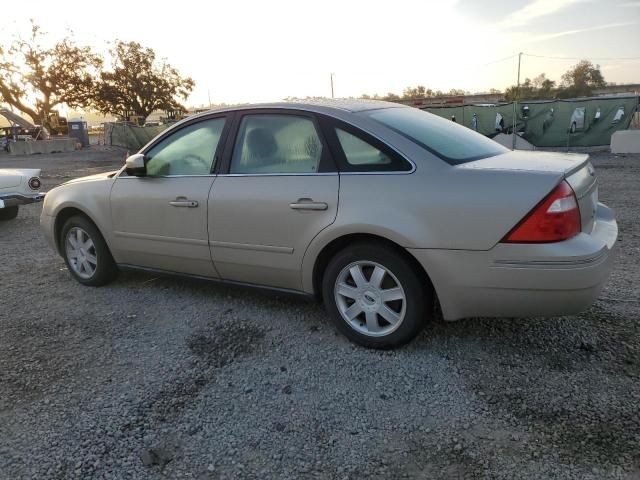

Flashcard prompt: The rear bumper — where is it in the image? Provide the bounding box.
[409,202,618,320]
[0,192,45,209]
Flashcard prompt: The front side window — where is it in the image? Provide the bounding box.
[367,107,508,165]
[230,115,323,174]
[145,117,226,176]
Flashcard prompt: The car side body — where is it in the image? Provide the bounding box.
[0,168,44,220]
[40,99,617,346]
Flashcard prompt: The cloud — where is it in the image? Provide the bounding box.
[528,21,638,42]
[620,1,640,6]
[498,0,581,28]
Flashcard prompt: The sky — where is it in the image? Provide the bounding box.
[1,0,639,107]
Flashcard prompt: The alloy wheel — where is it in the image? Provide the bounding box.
[334,260,406,337]
[65,227,98,279]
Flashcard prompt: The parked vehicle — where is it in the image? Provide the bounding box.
[569,107,586,133]
[1,125,47,143]
[0,168,44,220]
[612,106,625,124]
[40,100,618,348]
[48,111,68,135]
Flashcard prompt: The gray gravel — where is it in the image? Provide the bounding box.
[0,147,639,479]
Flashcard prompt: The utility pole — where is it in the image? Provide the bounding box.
[330,73,335,99]
[512,52,522,150]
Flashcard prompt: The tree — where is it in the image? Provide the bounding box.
[0,22,102,132]
[402,85,432,99]
[532,73,555,92]
[93,41,194,122]
[558,60,606,98]
[506,77,537,100]
[504,72,557,101]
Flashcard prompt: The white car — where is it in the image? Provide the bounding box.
[569,107,585,133]
[0,168,44,220]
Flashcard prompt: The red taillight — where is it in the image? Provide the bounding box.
[503,180,581,243]
[28,177,41,190]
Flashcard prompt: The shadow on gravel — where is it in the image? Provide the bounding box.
[422,303,640,469]
[425,303,638,374]
[187,322,266,368]
[124,322,266,434]
[116,321,267,474]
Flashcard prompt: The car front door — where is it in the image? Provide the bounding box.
[209,111,339,290]
[110,115,229,276]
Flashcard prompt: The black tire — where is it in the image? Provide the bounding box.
[60,215,118,286]
[0,206,19,221]
[322,242,431,349]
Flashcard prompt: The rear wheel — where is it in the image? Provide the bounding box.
[61,215,117,286]
[0,206,19,221]
[322,242,431,348]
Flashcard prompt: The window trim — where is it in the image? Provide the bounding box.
[217,109,337,176]
[317,115,415,174]
[119,113,234,178]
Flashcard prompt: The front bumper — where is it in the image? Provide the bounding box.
[409,203,618,320]
[40,212,57,252]
[0,192,45,209]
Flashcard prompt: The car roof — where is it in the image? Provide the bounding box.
[192,98,406,119]
[267,98,404,113]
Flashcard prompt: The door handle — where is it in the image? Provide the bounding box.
[289,199,328,211]
[169,199,198,208]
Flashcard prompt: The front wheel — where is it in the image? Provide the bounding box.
[0,206,19,221]
[61,215,118,286]
[322,242,431,349]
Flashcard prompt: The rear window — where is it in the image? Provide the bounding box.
[366,107,508,165]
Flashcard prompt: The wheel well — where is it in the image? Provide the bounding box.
[53,207,97,254]
[312,233,436,304]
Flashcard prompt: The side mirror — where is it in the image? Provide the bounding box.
[125,153,146,176]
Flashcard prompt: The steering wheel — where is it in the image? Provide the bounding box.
[180,154,210,173]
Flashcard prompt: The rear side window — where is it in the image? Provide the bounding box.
[336,128,393,166]
[320,117,412,173]
[367,107,507,165]
[230,114,323,174]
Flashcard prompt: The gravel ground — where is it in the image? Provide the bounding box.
[0,148,639,479]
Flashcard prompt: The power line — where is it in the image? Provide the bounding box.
[523,53,640,61]
[478,54,518,67]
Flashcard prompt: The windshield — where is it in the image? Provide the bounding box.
[366,107,508,165]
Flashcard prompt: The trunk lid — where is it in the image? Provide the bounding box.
[459,150,589,176]
[459,150,598,234]
[0,173,22,190]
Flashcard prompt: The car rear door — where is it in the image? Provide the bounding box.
[208,109,339,290]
